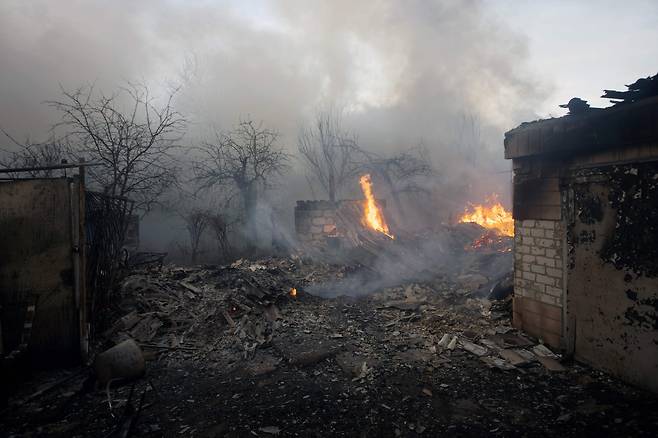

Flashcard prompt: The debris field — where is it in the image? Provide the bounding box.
[2,248,658,437]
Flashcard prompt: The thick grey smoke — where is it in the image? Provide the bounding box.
[0,0,547,250]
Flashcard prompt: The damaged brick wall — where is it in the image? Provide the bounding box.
[294,199,386,245]
[513,219,566,348]
[511,158,567,349]
[294,201,339,245]
[514,219,565,306]
[506,96,658,392]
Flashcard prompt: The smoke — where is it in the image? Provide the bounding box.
[0,0,547,250]
[306,224,513,298]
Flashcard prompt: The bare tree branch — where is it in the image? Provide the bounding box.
[193,119,290,227]
[46,83,186,212]
[0,128,71,177]
[297,107,359,202]
[181,208,210,263]
[207,212,232,261]
[354,144,435,214]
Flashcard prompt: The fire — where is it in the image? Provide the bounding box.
[470,229,513,252]
[458,195,514,237]
[289,287,297,297]
[359,174,394,239]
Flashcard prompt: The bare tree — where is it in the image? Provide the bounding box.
[207,212,231,261]
[193,120,289,233]
[0,129,70,177]
[181,208,210,263]
[48,83,186,211]
[356,145,435,213]
[298,107,359,202]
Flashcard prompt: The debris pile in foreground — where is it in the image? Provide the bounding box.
[2,255,657,437]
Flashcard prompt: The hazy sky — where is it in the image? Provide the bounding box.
[488,0,658,116]
[2,0,655,247]
[1,0,656,170]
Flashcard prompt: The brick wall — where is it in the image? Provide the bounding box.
[294,199,387,246]
[513,219,566,348]
[294,200,339,245]
[514,219,565,306]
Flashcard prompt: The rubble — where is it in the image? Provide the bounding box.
[2,254,658,436]
[460,340,488,357]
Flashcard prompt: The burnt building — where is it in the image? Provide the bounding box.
[505,95,658,392]
[294,199,389,246]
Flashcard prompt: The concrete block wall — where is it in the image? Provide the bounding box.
[294,199,386,245]
[513,219,566,348]
[294,200,339,244]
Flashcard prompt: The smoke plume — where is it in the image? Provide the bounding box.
[0,0,547,250]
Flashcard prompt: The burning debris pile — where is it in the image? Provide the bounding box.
[301,193,515,299]
[458,195,514,252]
[295,174,514,299]
[359,174,394,239]
[295,174,396,252]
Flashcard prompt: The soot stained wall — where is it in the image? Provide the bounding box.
[566,162,658,392]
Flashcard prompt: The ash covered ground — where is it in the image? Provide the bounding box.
[3,244,658,437]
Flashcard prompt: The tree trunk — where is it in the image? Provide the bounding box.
[328,175,336,203]
[240,183,258,249]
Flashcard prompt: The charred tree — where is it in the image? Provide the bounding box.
[298,107,359,202]
[182,209,210,264]
[193,120,289,245]
[207,213,231,261]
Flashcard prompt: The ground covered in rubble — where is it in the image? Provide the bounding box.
[2,256,658,437]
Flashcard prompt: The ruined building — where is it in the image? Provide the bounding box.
[295,200,390,246]
[506,95,658,392]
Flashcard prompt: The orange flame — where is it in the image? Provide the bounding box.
[290,287,297,297]
[458,195,514,237]
[359,174,394,239]
[469,229,513,252]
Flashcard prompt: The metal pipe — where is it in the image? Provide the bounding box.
[0,162,103,173]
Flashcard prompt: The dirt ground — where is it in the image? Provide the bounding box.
[2,257,658,437]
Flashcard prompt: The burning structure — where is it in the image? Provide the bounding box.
[458,196,514,252]
[294,173,393,247]
[458,196,514,238]
[506,91,658,392]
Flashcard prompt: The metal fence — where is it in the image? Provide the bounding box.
[85,191,134,335]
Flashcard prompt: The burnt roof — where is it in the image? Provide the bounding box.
[504,96,658,159]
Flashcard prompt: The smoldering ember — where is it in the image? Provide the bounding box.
[1,3,658,438]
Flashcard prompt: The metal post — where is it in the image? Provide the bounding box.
[78,163,88,361]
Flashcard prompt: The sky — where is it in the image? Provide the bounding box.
[0,0,656,213]
[1,1,655,139]
[488,0,658,116]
